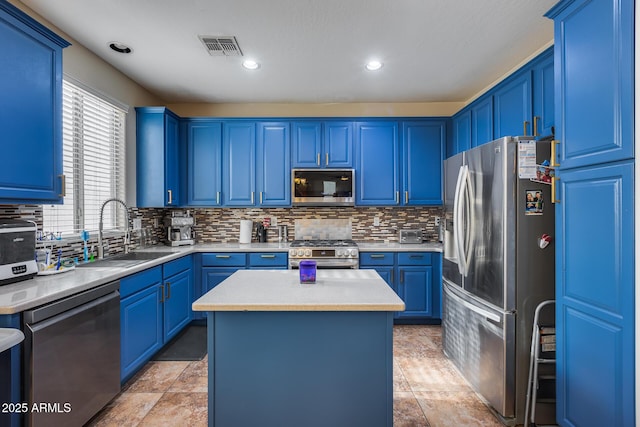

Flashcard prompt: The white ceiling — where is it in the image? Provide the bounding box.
[20,0,557,104]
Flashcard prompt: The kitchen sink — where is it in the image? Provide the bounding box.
[76,251,173,268]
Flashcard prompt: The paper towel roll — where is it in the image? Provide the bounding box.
[239,220,253,243]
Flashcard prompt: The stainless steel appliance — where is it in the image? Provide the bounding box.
[0,220,37,285]
[23,281,121,426]
[442,137,555,425]
[164,210,195,246]
[289,239,359,269]
[292,169,354,206]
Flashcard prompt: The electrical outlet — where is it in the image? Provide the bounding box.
[271,217,278,227]
[373,217,380,226]
[434,217,441,226]
[133,218,142,230]
[153,218,159,228]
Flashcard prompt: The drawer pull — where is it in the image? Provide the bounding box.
[260,254,276,259]
[409,255,424,259]
[370,254,386,259]
[216,255,231,259]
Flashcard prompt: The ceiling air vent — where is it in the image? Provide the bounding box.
[198,36,243,56]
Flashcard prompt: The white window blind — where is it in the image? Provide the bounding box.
[43,80,126,236]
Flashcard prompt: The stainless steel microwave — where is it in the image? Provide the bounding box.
[292,169,354,206]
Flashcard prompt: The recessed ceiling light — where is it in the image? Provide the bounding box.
[365,60,383,71]
[108,42,132,54]
[242,60,260,70]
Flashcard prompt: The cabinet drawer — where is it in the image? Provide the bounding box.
[120,266,162,299]
[248,252,288,267]
[397,252,432,266]
[201,252,246,267]
[163,255,192,277]
[359,252,395,266]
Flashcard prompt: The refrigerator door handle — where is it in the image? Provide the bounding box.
[461,165,475,277]
[444,280,501,323]
[453,166,466,275]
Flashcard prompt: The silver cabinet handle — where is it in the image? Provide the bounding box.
[325,153,329,166]
[370,254,386,259]
[159,285,165,303]
[261,254,276,259]
[216,191,220,205]
[216,255,231,259]
[58,174,66,197]
[317,153,320,166]
[395,191,400,204]
[167,189,173,205]
[251,191,255,204]
[260,191,263,204]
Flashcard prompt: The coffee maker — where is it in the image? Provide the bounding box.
[164,211,195,246]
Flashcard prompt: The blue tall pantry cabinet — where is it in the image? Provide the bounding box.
[546,0,635,425]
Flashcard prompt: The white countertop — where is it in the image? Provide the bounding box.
[0,242,441,315]
[0,328,24,353]
[192,269,405,312]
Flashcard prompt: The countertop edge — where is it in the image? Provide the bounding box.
[191,303,406,312]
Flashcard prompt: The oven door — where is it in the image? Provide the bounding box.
[289,259,359,269]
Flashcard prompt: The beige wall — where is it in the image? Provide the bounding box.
[166,101,464,118]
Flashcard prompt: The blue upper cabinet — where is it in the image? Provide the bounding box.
[401,121,445,205]
[355,121,399,206]
[532,50,554,138]
[547,0,633,169]
[292,121,353,168]
[136,107,181,207]
[256,122,291,206]
[185,119,222,206]
[471,95,493,147]
[324,122,353,167]
[222,122,256,206]
[493,71,532,138]
[451,110,471,157]
[0,2,69,204]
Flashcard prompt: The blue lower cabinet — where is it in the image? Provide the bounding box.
[163,268,192,341]
[120,275,163,382]
[360,252,442,323]
[248,252,288,269]
[396,266,432,319]
[120,257,193,382]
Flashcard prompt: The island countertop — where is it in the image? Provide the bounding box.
[192,269,405,312]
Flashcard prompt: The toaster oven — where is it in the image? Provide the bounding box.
[0,220,37,285]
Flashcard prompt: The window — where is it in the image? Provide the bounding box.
[43,80,127,236]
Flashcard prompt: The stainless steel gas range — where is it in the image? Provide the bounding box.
[288,239,359,269]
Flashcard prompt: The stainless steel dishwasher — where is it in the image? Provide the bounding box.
[23,281,121,427]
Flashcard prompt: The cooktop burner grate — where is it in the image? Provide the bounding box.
[289,239,358,248]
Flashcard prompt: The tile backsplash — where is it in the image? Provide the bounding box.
[0,205,442,260]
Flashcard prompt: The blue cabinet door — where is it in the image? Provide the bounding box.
[257,122,290,206]
[163,269,192,342]
[396,266,432,319]
[451,110,471,157]
[548,0,633,168]
[532,49,554,139]
[493,72,532,138]
[136,107,181,207]
[554,161,634,427]
[292,121,322,167]
[202,268,240,294]
[324,121,353,167]
[355,121,399,205]
[471,96,493,147]
[222,122,256,206]
[186,120,222,206]
[120,284,163,382]
[0,3,69,204]
[402,121,444,205]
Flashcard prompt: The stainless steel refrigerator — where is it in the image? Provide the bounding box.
[442,136,555,425]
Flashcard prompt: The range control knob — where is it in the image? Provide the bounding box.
[336,249,344,257]
[348,249,357,257]
[297,249,305,257]
[304,249,311,257]
[289,249,296,257]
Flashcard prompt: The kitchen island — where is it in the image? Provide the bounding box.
[192,269,404,427]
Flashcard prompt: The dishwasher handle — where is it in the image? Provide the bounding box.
[23,281,120,324]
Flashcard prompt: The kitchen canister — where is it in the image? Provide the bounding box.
[239,220,253,244]
[299,260,317,284]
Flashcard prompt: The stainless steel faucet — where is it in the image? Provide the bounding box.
[98,198,131,259]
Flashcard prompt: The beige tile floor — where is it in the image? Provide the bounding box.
[88,325,502,427]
